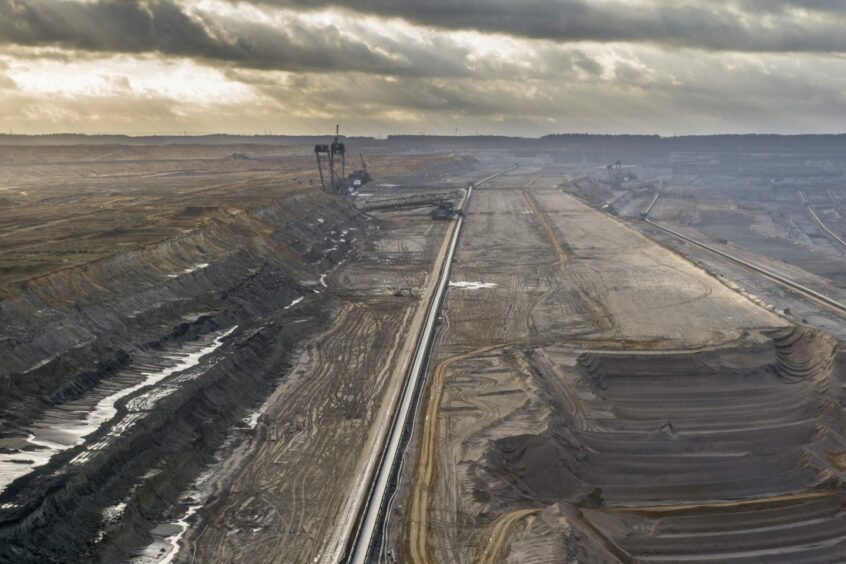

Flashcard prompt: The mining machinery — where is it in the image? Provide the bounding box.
[431,201,456,220]
[359,190,463,212]
[605,160,637,189]
[314,125,346,193]
[348,153,373,189]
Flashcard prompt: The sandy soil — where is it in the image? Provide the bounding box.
[391,170,846,564]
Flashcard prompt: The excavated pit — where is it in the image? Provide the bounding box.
[486,326,846,562]
[0,187,367,562]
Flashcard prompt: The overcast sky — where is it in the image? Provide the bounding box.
[1,0,845,136]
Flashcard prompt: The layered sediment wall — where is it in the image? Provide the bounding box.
[490,327,846,562]
[0,188,365,562]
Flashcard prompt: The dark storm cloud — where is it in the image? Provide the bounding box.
[0,0,470,75]
[250,0,846,53]
[0,0,618,81]
[0,0,845,71]
[0,0,215,54]
[2,0,845,135]
[231,49,846,135]
[735,0,846,12]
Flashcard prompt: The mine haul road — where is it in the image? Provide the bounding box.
[640,192,846,317]
[346,166,517,564]
[799,191,846,252]
[643,217,846,316]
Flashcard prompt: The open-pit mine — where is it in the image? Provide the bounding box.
[2,134,846,563]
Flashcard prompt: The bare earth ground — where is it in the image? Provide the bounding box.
[0,141,473,563]
[0,143,448,286]
[3,138,846,563]
[393,169,846,563]
[183,206,455,563]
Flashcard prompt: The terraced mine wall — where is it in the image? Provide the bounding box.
[0,188,365,562]
[489,326,846,562]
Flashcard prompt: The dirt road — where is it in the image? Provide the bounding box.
[474,508,541,564]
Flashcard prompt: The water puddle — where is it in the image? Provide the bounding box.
[0,327,236,495]
[284,296,304,310]
[449,281,498,290]
[131,468,214,564]
[167,262,209,278]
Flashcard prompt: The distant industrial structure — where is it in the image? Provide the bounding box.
[314,125,347,193]
[431,201,456,220]
[605,160,637,189]
[314,125,493,221]
[359,190,463,212]
[349,154,372,189]
[314,126,373,194]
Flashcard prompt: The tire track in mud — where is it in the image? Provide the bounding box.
[521,186,568,267]
[406,176,625,563]
[380,179,516,563]
[406,343,511,564]
[521,186,615,334]
[190,188,464,563]
[404,337,664,564]
[438,348,537,560]
[474,507,541,564]
[188,300,416,563]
